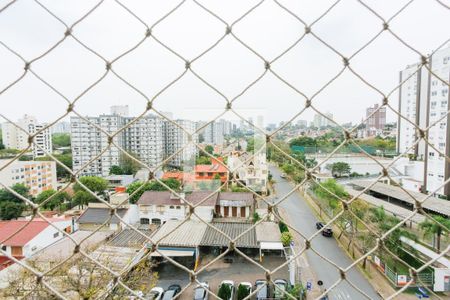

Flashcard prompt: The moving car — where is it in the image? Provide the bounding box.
[162,285,182,300]
[237,282,252,299]
[274,279,288,299]
[316,222,333,237]
[322,228,333,237]
[147,287,164,300]
[193,282,209,300]
[218,280,235,300]
[255,280,268,300]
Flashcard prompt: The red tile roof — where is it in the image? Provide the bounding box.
[195,164,228,173]
[0,220,50,246]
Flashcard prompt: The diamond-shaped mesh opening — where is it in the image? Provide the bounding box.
[1,1,450,299]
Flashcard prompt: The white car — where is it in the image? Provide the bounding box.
[147,287,164,300]
[274,279,288,299]
[193,282,209,300]
[218,280,235,300]
[280,173,287,179]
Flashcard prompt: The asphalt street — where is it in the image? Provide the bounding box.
[270,165,381,300]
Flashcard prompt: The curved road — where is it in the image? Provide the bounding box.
[270,166,381,300]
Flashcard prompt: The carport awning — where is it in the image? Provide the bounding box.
[150,249,194,257]
[260,242,284,250]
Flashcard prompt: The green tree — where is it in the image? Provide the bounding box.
[237,284,251,300]
[0,201,24,220]
[252,212,261,224]
[72,191,92,208]
[0,131,4,150]
[419,215,450,253]
[217,283,232,300]
[312,179,347,210]
[35,189,70,211]
[196,156,211,165]
[109,165,124,175]
[74,176,108,194]
[328,162,351,177]
[52,133,71,148]
[0,183,30,203]
[120,153,140,175]
[281,231,293,246]
[289,136,317,147]
[126,179,181,204]
[205,145,214,154]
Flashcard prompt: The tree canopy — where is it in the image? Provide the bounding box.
[35,189,70,211]
[52,133,71,148]
[126,179,181,203]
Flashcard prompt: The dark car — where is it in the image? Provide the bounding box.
[322,228,333,237]
[162,285,181,300]
[316,222,324,230]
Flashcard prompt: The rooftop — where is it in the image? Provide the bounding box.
[195,164,228,173]
[151,220,207,248]
[136,191,181,206]
[200,222,258,248]
[351,180,450,217]
[76,207,128,224]
[0,220,50,247]
[219,192,254,206]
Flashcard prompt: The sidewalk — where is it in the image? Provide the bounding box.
[277,206,322,299]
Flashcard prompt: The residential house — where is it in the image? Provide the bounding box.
[227,151,268,193]
[195,157,228,184]
[215,192,255,218]
[0,217,74,270]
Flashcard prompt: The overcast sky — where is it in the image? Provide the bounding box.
[0,0,449,127]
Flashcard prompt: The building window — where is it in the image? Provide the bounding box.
[169,206,175,209]
[53,232,59,238]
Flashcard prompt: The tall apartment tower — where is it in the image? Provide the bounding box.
[366,104,386,137]
[397,45,450,198]
[203,121,224,145]
[163,119,197,167]
[2,115,52,158]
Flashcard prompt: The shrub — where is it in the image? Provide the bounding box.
[218,283,232,300]
[281,232,293,246]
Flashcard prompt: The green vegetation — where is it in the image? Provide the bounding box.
[279,221,289,233]
[0,183,30,220]
[252,212,261,223]
[358,136,396,151]
[419,215,450,253]
[0,131,4,150]
[109,165,124,175]
[126,179,181,203]
[285,283,306,300]
[246,137,265,153]
[52,133,71,149]
[236,284,251,300]
[312,179,348,210]
[72,176,108,207]
[326,162,351,177]
[35,189,70,211]
[196,156,211,165]
[217,283,232,300]
[281,231,293,246]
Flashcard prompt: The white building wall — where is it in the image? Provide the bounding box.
[22,220,72,258]
[425,46,450,197]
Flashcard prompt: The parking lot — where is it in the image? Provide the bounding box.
[153,254,289,299]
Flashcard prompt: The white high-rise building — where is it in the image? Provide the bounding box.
[397,45,450,198]
[1,115,52,158]
[110,105,129,117]
[164,119,197,167]
[71,108,199,176]
[51,121,71,134]
[203,121,224,145]
[312,112,334,128]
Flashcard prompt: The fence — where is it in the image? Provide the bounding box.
[0,1,449,300]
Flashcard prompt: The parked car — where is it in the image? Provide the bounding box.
[255,280,268,300]
[273,279,288,299]
[218,280,235,300]
[280,173,287,179]
[147,287,164,300]
[237,282,252,300]
[193,282,209,300]
[322,228,333,237]
[162,285,182,300]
